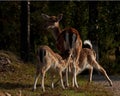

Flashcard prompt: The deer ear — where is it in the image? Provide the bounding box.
[57,14,63,21]
[41,13,50,20]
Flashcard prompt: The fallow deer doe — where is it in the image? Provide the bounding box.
[71,40,113,87]
[33,45,72,92]
[41,13,82,86]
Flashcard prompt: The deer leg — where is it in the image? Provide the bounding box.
[72,67,78,88]
[33,71,40,91]
[41,70,46,92]
[51,74,55,89]
[63,68,69,87]
[59,70,65,89]
[88,66,93,83]
[41,65,51,92]
[99,67,113,86]
[72,70,75,87]
[73,50,80,88]
[51,82,54,89]
[74,68,79,88]
[65,68,69,87]
[93,60,113,86]
[72,66,75,87]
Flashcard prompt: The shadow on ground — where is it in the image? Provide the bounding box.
[0,82,33,90]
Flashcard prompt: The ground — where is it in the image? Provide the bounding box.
[0,51,119,96]
[93,75,120,96]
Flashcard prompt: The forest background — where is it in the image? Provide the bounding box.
[0,1,120,74]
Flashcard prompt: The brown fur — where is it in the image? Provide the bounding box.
[33,45,72,92]
[41,14,82,61]
[41,14,82,87]
[57,27,82,53]
[71,48,113,87]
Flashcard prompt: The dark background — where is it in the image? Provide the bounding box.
[0,1,120,74]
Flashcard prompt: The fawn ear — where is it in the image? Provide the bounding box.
[41,13,50,20]
[57,14,63,21]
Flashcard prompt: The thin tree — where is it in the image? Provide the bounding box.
[20,1,30,62]
[0,5,4,50]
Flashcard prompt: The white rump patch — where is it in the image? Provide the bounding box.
[72,34,76,48]
[65,32,70,48]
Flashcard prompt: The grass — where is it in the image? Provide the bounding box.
[0,51,113,96]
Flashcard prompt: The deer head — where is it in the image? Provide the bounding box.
[41,13,63,29]
[41,14,63,40]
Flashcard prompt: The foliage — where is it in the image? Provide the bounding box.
[97,2,120,74]
[0,1,120,74]
[0,2,21,52]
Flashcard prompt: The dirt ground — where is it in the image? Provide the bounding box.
[93,75,120,96]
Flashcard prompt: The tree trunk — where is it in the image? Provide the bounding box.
[88,1,99,61]
[20,1,30,62]
[0,6,4,50]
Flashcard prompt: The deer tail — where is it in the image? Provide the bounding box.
[37,48,46,63]
[83,40,93,49]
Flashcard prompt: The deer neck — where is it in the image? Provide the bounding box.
[52,27,61,40]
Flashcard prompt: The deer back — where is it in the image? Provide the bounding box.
[37,45,66,69]
[78,48,96,68]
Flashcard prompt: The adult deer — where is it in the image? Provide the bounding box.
[41,13,82,86]
[33,45,72,92]
[71,40,113,87]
